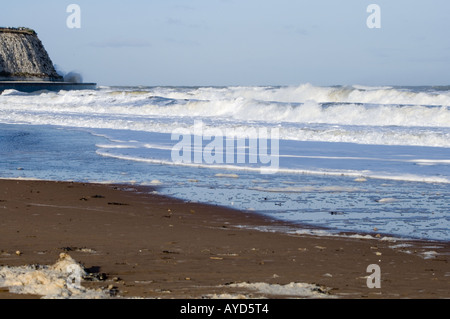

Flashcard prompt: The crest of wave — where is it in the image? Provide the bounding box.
[153,83,450,106]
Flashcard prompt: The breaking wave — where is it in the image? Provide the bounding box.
[0,84,449,147]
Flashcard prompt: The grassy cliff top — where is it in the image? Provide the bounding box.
[0,27,37,35]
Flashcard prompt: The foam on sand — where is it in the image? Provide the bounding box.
[231,282,332,298]
[0,253,109,299]
[208,282,333,299]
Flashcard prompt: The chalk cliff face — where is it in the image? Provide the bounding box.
[0,28,63,81]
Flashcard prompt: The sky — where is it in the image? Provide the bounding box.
[1,0,449,86]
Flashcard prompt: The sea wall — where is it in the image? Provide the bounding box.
[0,28,63,81]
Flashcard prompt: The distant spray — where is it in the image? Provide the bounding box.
[55,65,83,83]
[63,71,83,83]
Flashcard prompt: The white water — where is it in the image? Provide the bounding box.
[0,84,449,241]
[1,85,449,147]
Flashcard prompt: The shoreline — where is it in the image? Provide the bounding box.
[0,179,449,299]
[3,177,445,245]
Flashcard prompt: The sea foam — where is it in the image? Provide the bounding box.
[0,253,109,299]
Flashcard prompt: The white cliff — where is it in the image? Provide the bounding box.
[0,27,62,81]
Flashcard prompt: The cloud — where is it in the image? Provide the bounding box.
[283,24,309,36]
[165,17,207,30]
[171,4,196,12]
[163,37,201,47]
[89,37,152,48]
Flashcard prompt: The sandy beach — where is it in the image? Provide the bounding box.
[0,179,448,299]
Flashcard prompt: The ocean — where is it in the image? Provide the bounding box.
[1,84,449,242]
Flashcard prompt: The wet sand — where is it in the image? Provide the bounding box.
[0,179,448,299]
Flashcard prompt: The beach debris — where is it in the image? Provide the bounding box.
[107,285,119,297]
[107,202,129,206]
[60,247,97,254]
[91,194,105,199]
[15,250,21,256]
[84,271,107,282]
[218,253,239,257]
[210,257,223,260]
[155,289,172,294]
[315,246,326,250]
[162,250,180,255]
[164,208,173,218]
